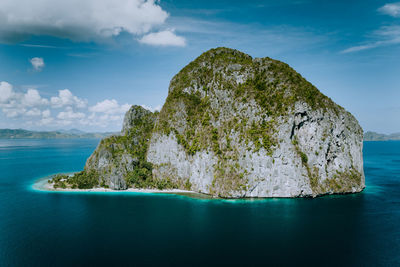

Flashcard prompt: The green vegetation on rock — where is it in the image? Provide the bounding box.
[323,169,362,193]
[155,47,341,160]
[50,47,364,199]
[50,171,99,189]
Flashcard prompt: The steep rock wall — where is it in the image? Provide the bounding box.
[84,105,157,189]
[70,47,364,198]
[147,48,364,198]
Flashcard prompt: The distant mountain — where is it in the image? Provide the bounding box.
[0,129,116,139]
[364,131,400,141]
[56,128,86,135]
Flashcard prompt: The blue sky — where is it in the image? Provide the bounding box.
[0,0,399,133]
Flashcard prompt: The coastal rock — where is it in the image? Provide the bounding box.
[83,105,157,190]
[80,47,365,197]
[147,47,365,197]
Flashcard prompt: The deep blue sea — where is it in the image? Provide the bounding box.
[0,139,399,266]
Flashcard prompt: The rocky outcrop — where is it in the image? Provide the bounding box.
[83,105,157,190]
[147,47,364,198]
[75,47,365,198]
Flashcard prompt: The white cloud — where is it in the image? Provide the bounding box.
[23,89,49,107]
[89,99,130,114]
[139,30,186,46]
[85,99,131,128]
[25,108,42,117]
[0,0,169,43]
[2,108,26,118]
[0,81,14,103]
[38,117,54,126]
[0,83,49,117]
[42,109,51,118]
[30,57,45,71]
[50,89,87,108]
[38,109,53,125]
[341,25,400,53]
[57,107,85,120]
[0,81,140,130]
[378,2,400,17]
[86,113,125,126]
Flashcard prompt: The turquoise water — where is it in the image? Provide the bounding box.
[0,139,399,266]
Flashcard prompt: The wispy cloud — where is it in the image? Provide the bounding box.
[378,2,400,17]
[20,44,62,49]
[67,53,98,58]
[340,3,400,53]
[168,17,330,55]
[341,44,378,53]
[341,26,400,53]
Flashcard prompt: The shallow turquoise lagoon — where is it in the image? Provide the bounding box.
[0,139,399,266]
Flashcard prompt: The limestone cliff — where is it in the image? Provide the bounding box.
[148,48,364,197]
[83,105,157,190]
[62,47,365,198]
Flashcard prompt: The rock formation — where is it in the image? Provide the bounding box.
[62,47,365,198]
[83,105,157,189]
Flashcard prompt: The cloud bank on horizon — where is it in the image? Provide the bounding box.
[0,81,160,130]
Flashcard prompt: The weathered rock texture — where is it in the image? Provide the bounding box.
[81,47,365,198]
[84,105,157,189]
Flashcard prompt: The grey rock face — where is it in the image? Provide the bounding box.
[146,47,365,198]
[84,105,157,190]
[122,105,153,135]
[147,99,364,198]
[82,47,365,198]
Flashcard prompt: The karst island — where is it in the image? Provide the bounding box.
[44,47,365,198]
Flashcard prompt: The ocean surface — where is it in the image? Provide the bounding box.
[0,139,399,266]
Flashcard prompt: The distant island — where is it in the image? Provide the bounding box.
[0,128,115,139]
[364,131,400,141]
[41,47,365,198]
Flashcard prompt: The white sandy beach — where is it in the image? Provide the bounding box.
[32,176,201,195]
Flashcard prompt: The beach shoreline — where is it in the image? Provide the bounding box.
[32,176,210,197]
[32,175,364,200]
